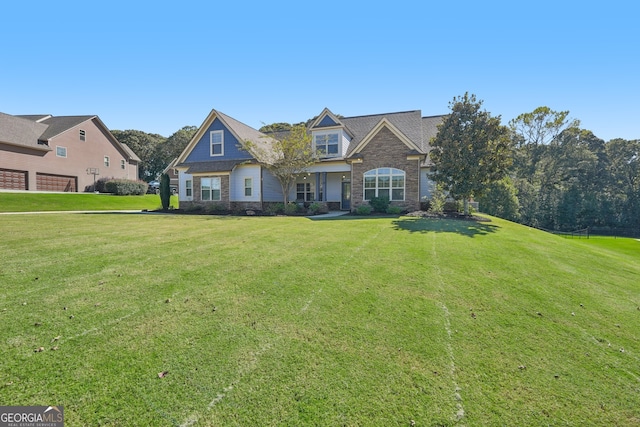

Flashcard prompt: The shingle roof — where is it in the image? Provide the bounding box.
[0,112,51,151]
[38,115,96,140]
[342,110,426,155]
[421,115,446,166]
[183,159,256,174]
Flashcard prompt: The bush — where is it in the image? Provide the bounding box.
[386,205,402,215]
[368,196,390,212]
[308,202,328,215]
[284,202,300,215]
[355,204,372,215]
[159,173,171,210]
[428,184,447,214]
[265,203,285,215]
[104,179,147,195]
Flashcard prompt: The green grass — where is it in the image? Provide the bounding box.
[0,192,178,212]
[0,214,639,426]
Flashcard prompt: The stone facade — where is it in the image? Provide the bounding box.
[350,126,422,212]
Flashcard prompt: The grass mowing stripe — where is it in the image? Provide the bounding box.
[430,228,466,425]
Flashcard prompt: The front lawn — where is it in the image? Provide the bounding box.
[0,214,638,426]
[0,192,178,212]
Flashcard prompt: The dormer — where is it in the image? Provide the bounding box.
[308,108,352,159]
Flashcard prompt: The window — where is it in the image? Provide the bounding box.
[244,178,252,197]
[104,156,110,167]
[364,168,405,201]
[79,130,86,141]
[201,177,221,201]
[120,159,126,169]
[314,132,339,157]
[296,182,313,201]
[186,179,192,197]
[210,130,224,156]
[56,146,67,158]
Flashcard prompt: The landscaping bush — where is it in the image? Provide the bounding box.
[159,173,171,210]
[386,205,402,215]
[368,196,390,212]
[308,202,328,215]
[428,184,447,214]
[104,179,147,195]
[284,202,300,215]
[265,203,285,215]
[355,204,372,215]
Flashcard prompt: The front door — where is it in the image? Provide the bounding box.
[341,181,351,210]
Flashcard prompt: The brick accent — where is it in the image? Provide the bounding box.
[192,175,231,209]
[350,126,422,212]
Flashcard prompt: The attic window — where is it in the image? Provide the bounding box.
[210,130,224,156]
[79,130,86,141]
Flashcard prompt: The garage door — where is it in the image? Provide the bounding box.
[36,173,77,192]
[0,168,28,190]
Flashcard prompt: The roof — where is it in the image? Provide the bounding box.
[341,110,429,155]
[421,115,447,166]
[38,115,96,140]
[182,159,256,174]
[1,112,141,162]
[0,112,51,151]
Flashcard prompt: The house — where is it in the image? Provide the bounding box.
[162,158,180,194]
[0,112,141,192]
[174,108,443,212]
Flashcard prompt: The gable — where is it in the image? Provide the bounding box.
[317,114,338,127]
[184,117,253,163]
[348,118,422,156]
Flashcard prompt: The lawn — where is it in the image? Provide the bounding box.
[0,192,178,212]
[0,214,638,426]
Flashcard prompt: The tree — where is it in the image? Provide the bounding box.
[244,124,315,205]
[111,129,166,180]
[159,173,171,210]
[476,177,521,222]
[430,93,513,215]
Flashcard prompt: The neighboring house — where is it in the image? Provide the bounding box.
[175,108,443,212]
[0,112,141,192]
[162,158,180,194]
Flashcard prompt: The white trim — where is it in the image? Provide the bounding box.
[309,108,342,129]
[313,130,340,158]
[56,146,67,158]
[210,130,224,157]
[363,167,406,201]
[201,176,222,201]
[244,177,253,197]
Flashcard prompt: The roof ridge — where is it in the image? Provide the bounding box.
[342,110,421,120]
[422,114,448,119]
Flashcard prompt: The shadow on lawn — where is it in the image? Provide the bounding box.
[392,217,500,237]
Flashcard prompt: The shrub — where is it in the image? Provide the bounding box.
[386,205,402,215]
[104,179,147,195]
[265,203,285,215]
[284,202,300,215]
[308,202,328,215]
[355,204,372,215]
[369,196,390,213]
[428,184,447,214]
[444,200,462,212]
[159,173,171,210]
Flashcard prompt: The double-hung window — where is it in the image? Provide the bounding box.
[104,156,110,167]
[120,159,126,169]
[185,179,193,197]
[296,182,313,201]
[364,168,405,201]
[314,133,339,157]
[210,130,224,156]
[244,178,252,197]
[201,177,221,201]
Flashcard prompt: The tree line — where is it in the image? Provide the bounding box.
[431,95,639,235]
[111,126,197,181]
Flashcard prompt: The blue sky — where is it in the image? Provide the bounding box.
[2,1,638,141]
